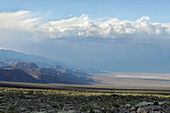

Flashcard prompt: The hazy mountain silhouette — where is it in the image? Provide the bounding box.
[1,62,94,84]
[0,49,74,68]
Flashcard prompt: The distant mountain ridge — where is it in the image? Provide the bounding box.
[1,62,94,84]
[0,49,103,74]
[78,67,102,74]
[0,49,102,84]
[0,49,74,68]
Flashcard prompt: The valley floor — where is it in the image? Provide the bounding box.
[90,72,170,88]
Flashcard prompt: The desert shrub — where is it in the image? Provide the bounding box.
[0,110,4,113]
[81,105,90,112]
[16,90,25,98]
[168,97,170,102]
[27,90,34,95]
[7,105,19,113]
[89,107,95,113]
[112,103,120,108]
[48,102,59,108]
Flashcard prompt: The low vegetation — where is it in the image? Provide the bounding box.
[0,87,169,113]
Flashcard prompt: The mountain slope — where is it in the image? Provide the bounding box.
[0,68,38,83]
[2,62,94,84]
[0,49,73,68]
[77,67,102,74]
[0,49,96,84]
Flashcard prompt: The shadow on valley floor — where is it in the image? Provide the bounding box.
[0,81,170,92]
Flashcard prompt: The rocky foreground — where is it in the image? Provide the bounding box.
[0,88,169,113]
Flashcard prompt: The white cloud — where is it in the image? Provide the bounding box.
[40,14,170,39]
[136,16,150,23]
[0,11,40,29]
[0,11,46,42]
[0,10,170,42]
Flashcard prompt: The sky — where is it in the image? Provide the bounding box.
[1,0,170,22]
[0,0,170,72]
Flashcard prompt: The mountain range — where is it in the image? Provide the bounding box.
[0,49,72,68]
[1,62,94,84]
[0,49,101,73]
[0,49,102,84]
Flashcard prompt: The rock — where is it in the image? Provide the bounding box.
[68,110,76,113]
[63,107,69,111]
[130,111,136,113]
[94,109,100,113]
[136,101,152,107]
[158,102,166,105]
[125,104,132,108]
[58,111,68,113]
[0,106,8,109]
[25,95,32,99]
[152,105,161,111]
[20,107,26,112]
[62,104,74,111]
[137,108,149,113]
[130,106,136,111]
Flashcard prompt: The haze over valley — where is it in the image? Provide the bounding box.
[0,49,169,88]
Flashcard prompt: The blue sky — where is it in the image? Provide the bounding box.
[0,0,170,72]
[0,0,170,22]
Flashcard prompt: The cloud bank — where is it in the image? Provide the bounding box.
[1,11,170,72]
[0,10,170,42]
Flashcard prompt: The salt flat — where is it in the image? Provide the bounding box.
[91,72,170,88]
